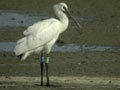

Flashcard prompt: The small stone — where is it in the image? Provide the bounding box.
[90,80,93,83]
[85,56,88,59]
[21,20,24,23]
[81,61,86,64]
[117,88,120,90]
[78,63,81,65]
[109,80,112,83]
[110,15,115,18]
[11,17,15,20]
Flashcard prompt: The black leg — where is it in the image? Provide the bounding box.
[40,53,44,86]
[45,54,50,86]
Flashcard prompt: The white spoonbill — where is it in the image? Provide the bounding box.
[14,2,82,86]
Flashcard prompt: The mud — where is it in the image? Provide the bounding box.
[0,52,120,90]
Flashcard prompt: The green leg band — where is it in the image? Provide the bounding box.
[46,57,49,63]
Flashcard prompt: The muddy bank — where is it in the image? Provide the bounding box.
[0,52,120,90]
[0,52,120,77]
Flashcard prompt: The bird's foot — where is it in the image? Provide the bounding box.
[46,83,50,86]
[41,82,43,86]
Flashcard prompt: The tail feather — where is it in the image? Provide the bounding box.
[14,37,43,60]
[14,37,34,60]
[17,54,23,59]
[17,52,30,61]
[14,37,27,56]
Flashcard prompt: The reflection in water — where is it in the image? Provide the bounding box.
[0,42,120,52]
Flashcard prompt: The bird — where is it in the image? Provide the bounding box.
[14,2,82,86]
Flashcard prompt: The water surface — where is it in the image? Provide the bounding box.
[0,10,99,28]
[0,42,120,52]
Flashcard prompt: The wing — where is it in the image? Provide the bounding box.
[23,18,58,36]
[15,18,61,55]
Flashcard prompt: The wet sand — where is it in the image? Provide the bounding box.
[0,52,120,90]
[0,52,120,77]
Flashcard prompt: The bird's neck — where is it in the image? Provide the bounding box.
[56,12,69,33]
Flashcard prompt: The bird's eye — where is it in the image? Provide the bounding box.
[63,6,66,10]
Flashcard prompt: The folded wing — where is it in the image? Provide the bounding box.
[14,18,61,55]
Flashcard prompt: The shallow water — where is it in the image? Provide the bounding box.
[0,42,120,52]
[0,10,99,28]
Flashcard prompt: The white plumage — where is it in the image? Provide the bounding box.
[14,2,82,86]
[14,3,69,60]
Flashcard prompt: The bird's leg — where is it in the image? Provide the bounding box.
[45,54,50,86]
[40,53,44,86]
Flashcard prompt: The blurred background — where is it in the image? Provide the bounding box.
[0,0,120,46]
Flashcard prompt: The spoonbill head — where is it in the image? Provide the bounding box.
[14,2,82,86]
